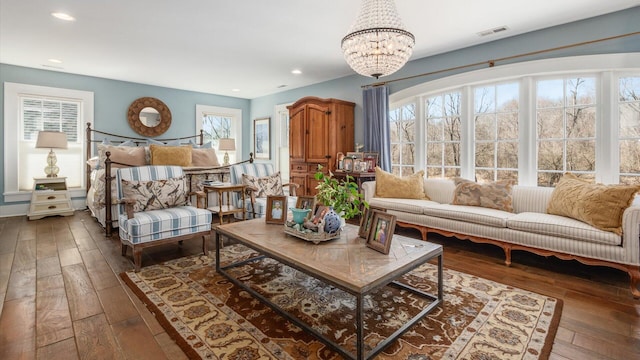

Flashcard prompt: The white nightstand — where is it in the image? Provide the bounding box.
[28,177,75,220]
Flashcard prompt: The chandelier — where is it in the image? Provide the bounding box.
[341,0,415,79]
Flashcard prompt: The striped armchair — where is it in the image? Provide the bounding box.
[229,163,299,218]
[115,166,212,271]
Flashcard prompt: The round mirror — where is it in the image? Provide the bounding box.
[127,97,171,136]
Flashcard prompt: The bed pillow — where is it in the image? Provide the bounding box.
[242,172,284,198]
[452,178,515,212]
[120,176,188,212]
[150,144,192,166]
[547,173,640,234]
[191,148,220,167]
[97,144,146,169]
[374,167,427,199]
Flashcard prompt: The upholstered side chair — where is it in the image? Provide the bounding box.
[229,163,299,218]
[115,165,212,271]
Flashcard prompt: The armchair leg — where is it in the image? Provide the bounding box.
[121,243,127,256]
[133,248,142,272]
[202,234,208,255]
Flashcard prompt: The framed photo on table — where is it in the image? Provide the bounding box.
[358,206,387,238]
[346,152,364,161]
[254,117,270,160]
[366,212,396,255]
[265,195,287,224]
[296,196,316,211]
[363,152,378,172]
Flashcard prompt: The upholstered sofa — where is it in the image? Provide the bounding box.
[362,176,640,297]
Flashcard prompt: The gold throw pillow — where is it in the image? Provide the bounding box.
[547,173,640,234]
[150,145,192,166]
[374,167,427,199]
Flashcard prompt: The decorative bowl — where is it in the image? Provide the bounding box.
[290,207,311,225]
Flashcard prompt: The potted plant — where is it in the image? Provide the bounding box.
[314,165,368,220]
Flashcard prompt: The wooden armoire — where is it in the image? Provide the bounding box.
[288,97,355,196]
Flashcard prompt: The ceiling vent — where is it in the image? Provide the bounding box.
[477,26,509,37]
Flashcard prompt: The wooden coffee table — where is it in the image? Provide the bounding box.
[214,219,443,360]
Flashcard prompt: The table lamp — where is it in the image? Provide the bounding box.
[218,138,236,166]
[35,131,68,177]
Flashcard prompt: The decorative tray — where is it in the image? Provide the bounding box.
[283,225,341,244]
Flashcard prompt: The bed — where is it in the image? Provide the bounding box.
[85,123,252,236]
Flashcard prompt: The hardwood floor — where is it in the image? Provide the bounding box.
[0,210,638,359]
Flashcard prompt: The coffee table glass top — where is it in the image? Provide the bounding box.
[215,218,442,293]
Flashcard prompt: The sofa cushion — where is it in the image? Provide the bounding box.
[120,176,189,212]
[375,167,427,199]
[507,212,621,246]
[453,178,514,212]
[547,173,640,235]
[119,206,212,244]
[369,197,440,215]
[422,203,514,228]
[150,145,193,166]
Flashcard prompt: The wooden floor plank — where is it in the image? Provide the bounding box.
[35,287,73,348]
[36,337,79,360]
[0,296,36,359]
[61,264,103,321]
[73,313,124,360]
[97,285,139,325]
[111,316,169,360]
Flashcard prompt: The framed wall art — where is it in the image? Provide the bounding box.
[265,195,287,224]
[254,117,270,160]
[366,212,396,254]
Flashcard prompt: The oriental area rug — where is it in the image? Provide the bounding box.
[121,245,562,360]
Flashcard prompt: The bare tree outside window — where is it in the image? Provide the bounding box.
[536,77,596,186]
[389,103,415,176]
[425,92,461,178]
[619,76,640,185]
[474,83,519,183]
[202,115,231,147]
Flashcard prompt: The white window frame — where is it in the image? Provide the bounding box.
[3,82,93,203]
[195,104,243,163]
[390,53,640,186]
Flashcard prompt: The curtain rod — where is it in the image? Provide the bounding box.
[361,32,640,88]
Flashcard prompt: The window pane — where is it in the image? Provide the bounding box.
[476,169,494,182]
[445,117,461,141]
[620,140,640,173]
[401,144,415,165]
[427,167,442,177]
[538,172,563,187]
[566,78,596,106]
[619,103,640,138]
[426,118,443,141]
[401,167,415,176]
[497,142,518,168]
[566,140,595,171]
[537,109,563,139]
[619,77,640,184]
[497,113,518,140]
[391,143,401,163]
[475,115,494,141]
[444,168,460,178]
[400,121,415,142]
[475,143,494,167]
[497,170,518,183]
[538,140,563,171]
[475,86,495,113]
[565,106,595,138]
[426,97,443,117]
[444,143,460,166]
[537,79,564,108]
[496,83,519,110]
[390,121,400,142]
[444,93,461,116]
[426,143,442,166]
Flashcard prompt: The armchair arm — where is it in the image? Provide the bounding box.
[189,191,207,209]
[283,183,300,197]
[118,198,137,219]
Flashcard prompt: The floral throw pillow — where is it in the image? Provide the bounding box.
[120,176,188,212]
[242,172,284,198]
[453,178,515,212]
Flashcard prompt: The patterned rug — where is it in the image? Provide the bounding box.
[121,245,562,360]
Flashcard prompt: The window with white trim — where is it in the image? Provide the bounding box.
[4,83,92,199]
[618,76,640,185]
[474,83,519,182]
[389,103,416,176]
[424,92,461,178]
[195,104,242,164]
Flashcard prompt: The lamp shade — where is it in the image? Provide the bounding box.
[35,131,68,149]
[218,138,236,151]
[341,0,415,79]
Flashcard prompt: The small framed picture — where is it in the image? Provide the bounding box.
[363,153,378,172]
[265,195,287,224]
[296,196,316,211]
[254,117,270,160]
[366,212,396,255]
[343,157,354,172]
[346,152,364,161]
[358,206,387,238]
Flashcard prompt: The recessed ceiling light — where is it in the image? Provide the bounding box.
[291,69,302,75]
[231,88,240,92]
[277,84,288,88]
[51,12,75,21]
[48,58,62,64]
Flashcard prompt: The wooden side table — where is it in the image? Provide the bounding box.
[332,170,376,190]
[204,183,247,224]
[28,177,74,220]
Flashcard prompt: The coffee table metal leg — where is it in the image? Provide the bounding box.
[357,294,364,360]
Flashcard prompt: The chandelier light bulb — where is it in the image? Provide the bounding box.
[341,0,415,79]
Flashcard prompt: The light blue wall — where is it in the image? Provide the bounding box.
[1,7,638,209]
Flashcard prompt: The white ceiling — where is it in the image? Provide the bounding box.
[1,0,638,99]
